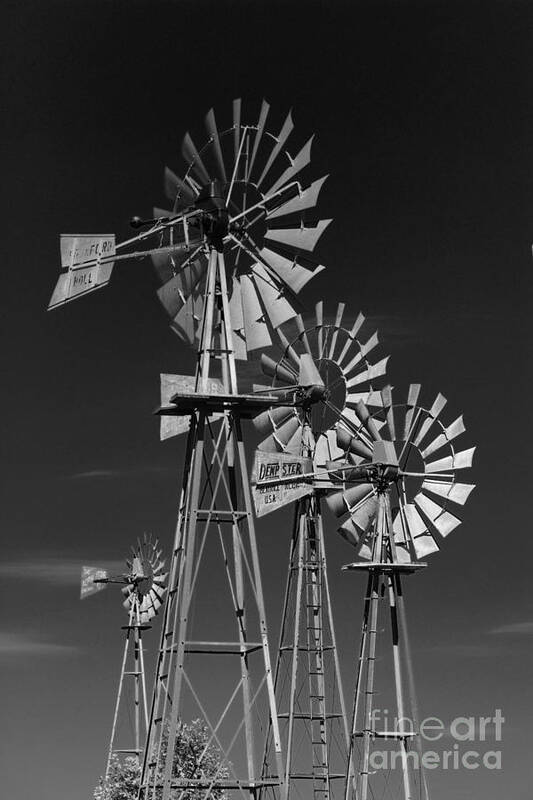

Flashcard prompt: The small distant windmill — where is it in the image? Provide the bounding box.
[81,534,167,779]
[251,304,388,800]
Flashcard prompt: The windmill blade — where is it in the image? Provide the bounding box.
[260,247,325,294]
[253,405,295,437]
[164,166,197,207]
[156,260,206,318]
[424,447,476,474]
[390,511,414,564]
[400,504,439,558]
[338,495,378,542]
[228,277,247,361]
[267,136,314,195]
[295,314,312,355]
[412,393,447,447]
[421,479,475,506]
[325,484,375,518]
[276,328,301,369]
[233,98,242,162]
[256,111,294,188]
[336,427,374,460]
[251,263,297,328]
[414,492,462,537]
[342,331,379,377]
[205,108,227,183]
[402,383,422,441]
[182,132,211,186]
[171,289,204,345]
[336,313,365,368]
[151,244,203,286]
[316,301,324,356]
[346,357,389,388]
[299,353,324,387]
[420,416,466,459]
[338,521,372,553]
[264,218,332,252]
[258,415,301,454]
[247,99,270,181]
[381,386,396,441]
[353,401,382,442]
[240,273,272,352]
[266,176,328,220]
[261,353,296,384]
[327,302,345,359]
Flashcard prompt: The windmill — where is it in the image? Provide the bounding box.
[321,385,476,800]
[250,303,388,800]
[81,534,167,779]
[48,99,330,800]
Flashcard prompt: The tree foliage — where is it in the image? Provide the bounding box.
[94,719,229,800]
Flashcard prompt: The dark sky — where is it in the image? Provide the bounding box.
[1,1,532,798]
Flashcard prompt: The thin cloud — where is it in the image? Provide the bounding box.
[67,465,168,480]
[0,632,77,658]
[428,643,495,658]
[0,559,125,585]
[489,621,533,635]
[69,469,119,480]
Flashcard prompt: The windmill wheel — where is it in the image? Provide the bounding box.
[253,302,389,467]
[152,99,331,358]
[122,534,167,624]
[326,384,476,562]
